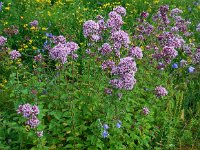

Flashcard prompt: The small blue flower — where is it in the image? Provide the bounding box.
[188,66,195,73]
[116,120,122,128]
[102,130,109,138]
[46,33,53,38]
[103,124,109,130]
[172,63,178,69]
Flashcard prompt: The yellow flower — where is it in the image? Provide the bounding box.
[42,27,47,31]
[153,0,160,4]
[5,7,10,10]
[21,16,24,19]
[30,26,36,30]
[48,11,51,16]
[3,22,8,25]
[18,48,23,51]
[32,46,37,50]
[29,40,33,44]
[23,24,28,28]
[198,5,200,10]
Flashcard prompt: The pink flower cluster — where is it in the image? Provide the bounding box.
[0,36,7,46]
[9,50,21,60]
[110,57,137,90]
[155,86,168,97]
[49,41,79,64]
[17,103,40,128]
[129,46,143,59]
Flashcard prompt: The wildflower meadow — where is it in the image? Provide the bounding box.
[0,0,200,149]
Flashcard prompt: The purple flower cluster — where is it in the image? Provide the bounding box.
[83,20,100,39]
[129,46,143,59]
[155,86,168,97]
[101,60,115,70]
[49,41,79,64]
[52,35,66,45]
[9,50,21,60]
[113,6,126,16]
[34,53,42,62]
[161,46,178,63]
[196,23,200,32]
[110,57,137,90]
[170,8,183,17]
[192,48,200,64]
[142,107,150,115]
[29,20,39,27]
[98,43,112,55]
[0,36,7,46]
[37,131,43,137]
[0,2,3,11]
[141,11,149,18]
[110,30,130,51]
[17,103,40,128]
[107,11,123,32]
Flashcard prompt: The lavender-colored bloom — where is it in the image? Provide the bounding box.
[0,36,7,46]
[129,46,143,59]
[37,131,43,137]
[102,130,109,138]
[91,34,101,42]
[29,20,39,27]
[101,60,115,70]
[155,86,168,97]
[188,66,195,73]
[9,50,21,60]
[142,107,150,115]
[172,63,178,69]
[113,6,126,16]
